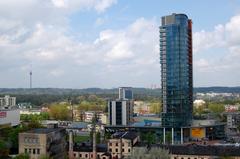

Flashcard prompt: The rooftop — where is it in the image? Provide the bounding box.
[73,143,107,152]
[25,128,64,134]
[157,144,240,156]
[112,131,138,140]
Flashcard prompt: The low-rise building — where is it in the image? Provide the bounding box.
[226,112,240,130]
[167,144,240,159]
[83,111,108,124]
[72,143,111,159]
[108,132,139,158]
[0,95,20,127]
[19,128,66,159]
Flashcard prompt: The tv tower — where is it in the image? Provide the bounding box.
[29,67,32,89]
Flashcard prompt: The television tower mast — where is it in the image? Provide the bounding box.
[29,67,32,89]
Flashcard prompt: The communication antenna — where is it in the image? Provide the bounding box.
[30,65,32,89]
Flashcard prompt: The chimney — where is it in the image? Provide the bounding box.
[69,130,74,159]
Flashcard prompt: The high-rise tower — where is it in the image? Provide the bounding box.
[160,13,193,128]
[30,70,32,89]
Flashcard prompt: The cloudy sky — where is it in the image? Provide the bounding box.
[1,0,240,88]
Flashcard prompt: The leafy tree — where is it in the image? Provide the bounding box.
[165,132,172,144]
[208,102,225,114]
[13,153,30,159]
[0,139,9,157]
[149,102,161,114]
[96,132,101,144]
[49,103,70,120]
[146,132,156,145]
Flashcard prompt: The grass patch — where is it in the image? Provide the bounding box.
[74,135,90,143]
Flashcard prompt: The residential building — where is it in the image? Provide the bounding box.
[0,95,16,108]
[71,143,111,159]
[0,95,20,127]
[19,128,66,159]
[160,13,193,128]
[225,105,239,112]
[226,112,240,129]
[108,99,133,126]
[119,87,133,100]
[134,101,150,115]
[108,132,139,159]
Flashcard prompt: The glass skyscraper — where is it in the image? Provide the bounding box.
[160,13,193,128]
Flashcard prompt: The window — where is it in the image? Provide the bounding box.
[37,149,40,154]
[116,143,118,146]
[122,143,124,146]
[103,157,106,159]
[109,143,112,146]
[33,149,35,154]
[80,154,82,157]
[28,149,31,154]
[74,153,76,157]
[24,148,27,154]
[174,157,177,159]
[122,149,124,152]
[128,149,131,153]
[109,148,112,152]
[91,154,93,158]
[116,149,118,152]
[85,154,88,158]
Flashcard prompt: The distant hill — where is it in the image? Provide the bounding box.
[0,87,161,96]
[0,87,240,95]
[194,87,240,93]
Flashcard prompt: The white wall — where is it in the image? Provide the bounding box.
[0,109,20,126]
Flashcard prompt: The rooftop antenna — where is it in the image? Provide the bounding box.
[30,65,32,89]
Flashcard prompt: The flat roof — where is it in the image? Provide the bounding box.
[25,128,64,134]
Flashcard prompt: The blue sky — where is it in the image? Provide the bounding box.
[0,0,240,88]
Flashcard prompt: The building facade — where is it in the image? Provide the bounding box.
[19,128,66,159]
[108,132,139,159]
[160,13,193,127]
[0,95,20,127]
[0,95,16,108]
[118,87,133,100]
[108,100,133,126]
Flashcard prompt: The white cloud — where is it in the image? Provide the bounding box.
[0,2,159,88]
[193,14,240,86]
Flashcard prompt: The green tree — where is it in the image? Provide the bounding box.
[165,132,172,144]
[13,153,30,159]
[96,131,101,144]
[149,102,161,114]
[49,104,70,120]
[208,102,225,114]
[0,139,9,157]
[146,132,156,145]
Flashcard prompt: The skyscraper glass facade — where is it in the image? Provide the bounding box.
[160,13,193,128]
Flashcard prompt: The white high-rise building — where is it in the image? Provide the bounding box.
[0,95,16,109]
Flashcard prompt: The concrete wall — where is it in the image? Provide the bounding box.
[0,109,20,126]
[19,133,47,159]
